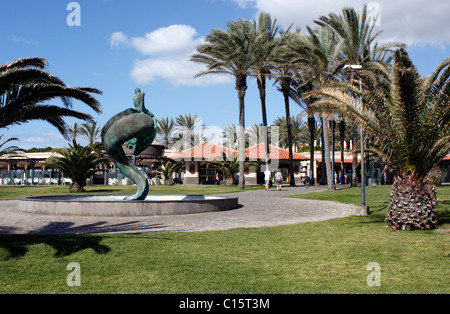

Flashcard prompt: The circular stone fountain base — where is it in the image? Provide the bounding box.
[17,195,239,217]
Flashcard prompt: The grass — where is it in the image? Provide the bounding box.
[0,185,448,294]
[0,184,264,201]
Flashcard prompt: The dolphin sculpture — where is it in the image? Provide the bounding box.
[102,88,157,200]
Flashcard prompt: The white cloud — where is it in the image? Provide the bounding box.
[233,0,450,47]
[130,57,231,87]
[18,132,67,149]
[130,25,204,56]
[110,25,231,86]
[110,31,130,47]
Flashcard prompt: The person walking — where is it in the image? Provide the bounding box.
[214,173,220,185]
[264,169,272,191]
[274,169,283,191]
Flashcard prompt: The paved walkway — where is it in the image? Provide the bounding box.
[0,185,360,235]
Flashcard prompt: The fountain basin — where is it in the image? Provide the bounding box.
[17,195,239,217]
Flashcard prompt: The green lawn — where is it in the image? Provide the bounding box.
[0,185,448,294]
[0,184,264,201]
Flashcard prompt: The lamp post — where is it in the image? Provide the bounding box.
[343,65,368,215]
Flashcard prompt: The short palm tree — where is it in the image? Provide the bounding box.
[191,18,256,189]
[0,57,102,138]
[152,160,184,186]
[203,152,258,186]
[44,143,109,192]
[308,49,450,230]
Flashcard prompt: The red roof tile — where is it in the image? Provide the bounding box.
[245,143,309,161]
[315,156,359,163]
[170,142,238,160]
[170,142,309,161]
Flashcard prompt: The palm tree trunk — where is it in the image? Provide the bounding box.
[308,115,316,185]
[322,118,334,190]
[236,76,247,190]
[339,117,345,184]
[282,80,295,186]
[351,125,358,187]
[320,118,326,185]
[257,76,270,172]
[386,174,438,230]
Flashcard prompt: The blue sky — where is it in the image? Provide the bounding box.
[1,0,449,149]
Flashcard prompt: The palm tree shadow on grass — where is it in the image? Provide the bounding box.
[0,234,111,260]
[0,220,171,260]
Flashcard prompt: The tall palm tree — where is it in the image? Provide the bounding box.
[290,80,318,184]
[173,113,205,149]
[316,5,404,187]
[274,66,296,186]
[272,117,307,149]
[223,125,239,149]
[308,49,450,230]
[191,19,256,189]
[251,12,285,170]
[80,121,102,147]
[286,25,344,190]
[0,57,102,138]
[68,122,82,145]
[157,117,175,148]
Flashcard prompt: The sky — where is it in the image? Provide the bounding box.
[1,0,449,149]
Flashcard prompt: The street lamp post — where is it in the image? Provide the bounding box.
[343,65,368,215]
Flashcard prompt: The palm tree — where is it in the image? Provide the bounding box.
[157,117,175,148]
[172,114,205,150]
[0,133,24,157]
[203,152,259,186]
[272,117,307,149]
[315,5,404,187]
[80,121,102,147]
[251,12,285,170]
[290,80,317,184]
[68,122,82,145]
[191,19,256,189]
[286,25,344,189]
[0,57,102,138]
[308,49,450,230]
[223,125,239,149]
[44,143,109,192]
[152,160,184,186]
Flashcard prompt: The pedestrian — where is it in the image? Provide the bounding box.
[214,173,220,185]
[274,169,283,191]
[264,169,271,191]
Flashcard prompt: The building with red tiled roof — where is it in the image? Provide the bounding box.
[245,143,308,161]
[171,142,238,161]
[169,142,310,185]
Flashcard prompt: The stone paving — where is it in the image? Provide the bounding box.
[0,185,360,235]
